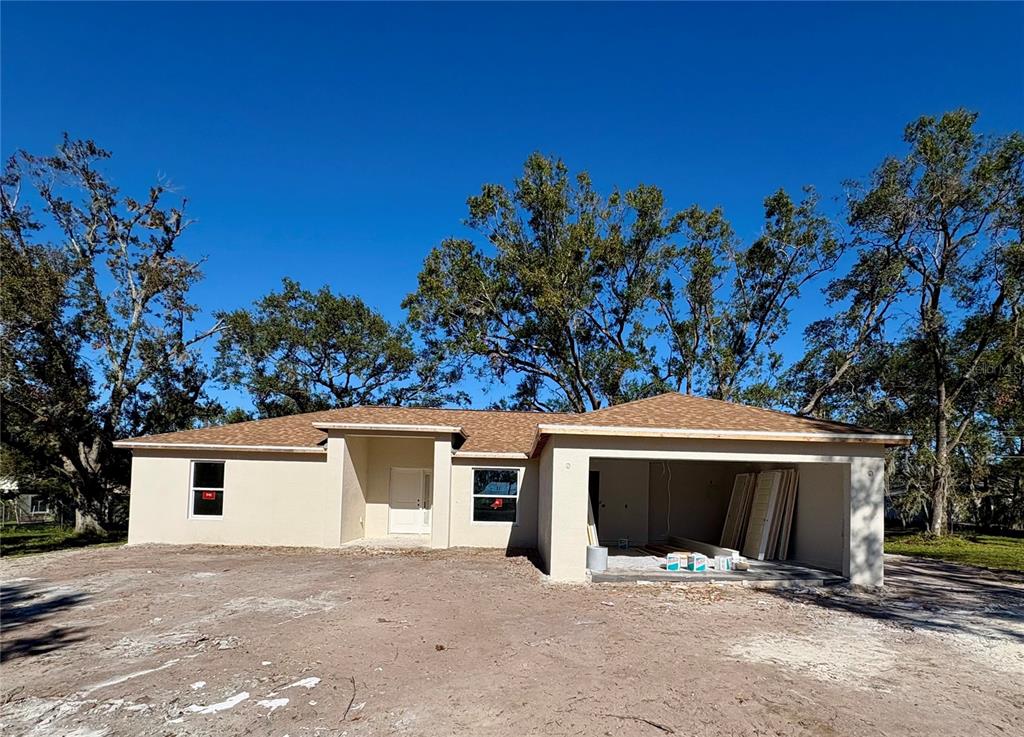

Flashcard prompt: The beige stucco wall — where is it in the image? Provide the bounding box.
[127,449,332,547]
[340,436,369,544]
[536,445,554,570]
[848,455,885,586]
[448,458,538,548]
[362,437,434,538]
[788,462,846,572]
[589,458,650,545]
[542,445,593,582]
[646,460,750,544]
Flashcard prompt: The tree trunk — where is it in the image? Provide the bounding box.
[929,382,949,535]
[75,507,108,536]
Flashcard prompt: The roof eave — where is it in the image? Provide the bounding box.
[534,423,911,448]
[112,441,326,454]
[453,451,530,460]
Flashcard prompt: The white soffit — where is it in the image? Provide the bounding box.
[535,424,911,446]
[111,441,325,454]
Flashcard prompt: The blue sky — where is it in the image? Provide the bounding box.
[3,2,1022,410]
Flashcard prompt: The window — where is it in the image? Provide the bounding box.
[29,496,51,515]
[191,461,225,517]
[472,468,518,523]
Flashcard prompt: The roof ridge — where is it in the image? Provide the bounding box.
[348,404,578,417]
[582,391,681,414]
[663,392,876,432]
[568,391,876,434]
[134,407,342,439]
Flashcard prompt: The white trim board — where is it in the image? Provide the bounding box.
[312,422,463,434]
[113,441,325,454]
[536,424,909,445]
[454,451,530,460]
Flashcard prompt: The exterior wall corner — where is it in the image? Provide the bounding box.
[430,436,453,548]
[847,455,885,586]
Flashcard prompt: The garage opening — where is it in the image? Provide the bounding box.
[587,458,848,583]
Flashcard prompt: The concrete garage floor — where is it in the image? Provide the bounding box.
[595,547,845,586]
[1,547,1022,737]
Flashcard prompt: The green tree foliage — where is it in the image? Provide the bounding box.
[405,153,683,412]
[0,138,221,532]
[788,110,1024,534]
[657,189,840,404]
[216,278,464,417]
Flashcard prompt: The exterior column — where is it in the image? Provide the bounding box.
[847,455,885,587]
[546,444,590,582]
[323,433,346,548]
[430,435,453,548]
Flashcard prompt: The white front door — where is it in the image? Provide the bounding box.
[388,468,432,534]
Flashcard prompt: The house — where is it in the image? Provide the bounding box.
[113,392,909,584]
[0,478,58,525]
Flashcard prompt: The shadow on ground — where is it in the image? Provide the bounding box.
[1,581,89,662]
[504,546,546,574]
[771,555,1024,643]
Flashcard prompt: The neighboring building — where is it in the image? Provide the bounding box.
[114,392,908,584]
[0,477,58,524]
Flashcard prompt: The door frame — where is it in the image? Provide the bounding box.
[388,466,433,534]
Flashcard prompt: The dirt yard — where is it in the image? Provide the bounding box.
[1,545,1022,737]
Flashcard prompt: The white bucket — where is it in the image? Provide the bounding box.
[587,545,608,572]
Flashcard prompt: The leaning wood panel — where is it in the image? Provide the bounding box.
[720,473,752,548]
[742,471,782,560]
[779,471,799,560]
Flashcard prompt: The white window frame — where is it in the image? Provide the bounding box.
[28,495,51,515]
[470,467,521,526]
[189,460,226,520]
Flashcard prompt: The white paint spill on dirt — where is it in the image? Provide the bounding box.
[283,677,320,690]
[79,659,180,695]
[217,595,336,620]
[62,727,110,737]
[257,698,289,712]
[185,691,250,714]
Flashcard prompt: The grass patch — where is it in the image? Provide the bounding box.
[0,523,126,558]
[886,532,1024,572]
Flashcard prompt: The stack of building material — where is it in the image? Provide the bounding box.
[724,469,798,561]
[719,473,757,549]
[773,469,798,560]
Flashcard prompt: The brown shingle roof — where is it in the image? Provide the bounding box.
[115,393,903,455]
[116,406,574,455]
[547,393,881,435]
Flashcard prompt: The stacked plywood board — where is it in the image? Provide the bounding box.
[723,469,798,561]
[719,473,757,549]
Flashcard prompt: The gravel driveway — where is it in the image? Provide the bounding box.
[1,545,1021,737]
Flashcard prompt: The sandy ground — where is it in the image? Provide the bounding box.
[1,546,1022,737]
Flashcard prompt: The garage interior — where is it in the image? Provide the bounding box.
[587,458,848,584]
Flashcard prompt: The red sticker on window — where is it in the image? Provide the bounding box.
[490,498,503,509]
[201,491,217,501]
